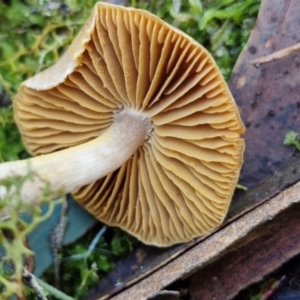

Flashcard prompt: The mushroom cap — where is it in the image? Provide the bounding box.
[14,3,244,246]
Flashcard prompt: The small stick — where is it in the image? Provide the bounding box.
[251,42,300,67]
[22,269,48,300]
[236,184,248,191]
[50,197,69,288]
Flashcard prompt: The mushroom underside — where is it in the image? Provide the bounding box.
[12,3,245,246]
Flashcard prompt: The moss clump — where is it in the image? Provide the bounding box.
[131,0,260,80]
[43,228,137,299]
[0,0,100,162]
[284,131,300,152]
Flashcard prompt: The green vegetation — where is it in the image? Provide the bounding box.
[0,0,101,162]
[0,0,260,298]
[284,131,300,152]
[132,0,260,80]
[43,228,136,299]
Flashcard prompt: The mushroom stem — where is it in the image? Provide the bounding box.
[0,109,151,207]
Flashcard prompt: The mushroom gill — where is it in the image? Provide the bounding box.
[14,3,244,246]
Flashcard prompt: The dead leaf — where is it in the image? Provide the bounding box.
[230,0,300,188]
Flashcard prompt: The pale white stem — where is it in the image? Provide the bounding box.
[0,109,151,208]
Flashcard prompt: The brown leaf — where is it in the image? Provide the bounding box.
[230,0,300,188]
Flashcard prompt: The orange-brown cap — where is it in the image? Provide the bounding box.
[14,3,244,246]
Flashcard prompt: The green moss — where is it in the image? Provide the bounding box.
[0,0,100,162]
[42,227,137,299]
[0,107,28,162]
[284,131,300,152]
[131,0,260,80]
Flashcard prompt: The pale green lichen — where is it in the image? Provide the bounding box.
[0,173,62,298]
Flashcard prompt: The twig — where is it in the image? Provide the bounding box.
[50,196,68,288]
[251,42,300,67]
[236,184,248,191]
[22,269,47,300]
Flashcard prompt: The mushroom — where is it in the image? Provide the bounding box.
[0,2,244,246]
